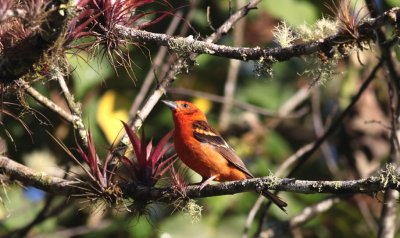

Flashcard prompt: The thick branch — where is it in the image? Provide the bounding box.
[1,155,398,202]
[0,156,84,196]
[117,7,400,62]
[128,175,397,202]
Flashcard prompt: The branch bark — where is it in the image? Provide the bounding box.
[0,156,84,196]
[1,155,399,203]
[116,7,400,62]
[364,2,400,238]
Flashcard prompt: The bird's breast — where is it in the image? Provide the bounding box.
[173,131,248,181]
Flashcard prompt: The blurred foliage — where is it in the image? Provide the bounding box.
[262,0,319,26]
[0,0,398,237]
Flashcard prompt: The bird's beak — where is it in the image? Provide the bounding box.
[162,100,178,110]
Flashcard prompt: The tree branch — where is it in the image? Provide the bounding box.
[113,0,264,153]
[18,79,74,123]
[262,196,342,237]
[1,155,399,203]
[0,156,84,196]
[55,68,88,144]
[364,2,400,238]
[116,7,400,62]
[287,58,384,177]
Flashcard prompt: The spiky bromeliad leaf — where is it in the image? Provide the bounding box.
[121,121,175,186]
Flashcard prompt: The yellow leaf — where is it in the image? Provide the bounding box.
[97,90,129,143]
[193,98,212,114]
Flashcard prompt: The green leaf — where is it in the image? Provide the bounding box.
[262,0,318,26]
[237,80,294,110]
[0,187,50,231]
[265,131,292,160]
[159,215,213,238]
[387,0,400,7]
[67,53,113,100]
[128,217,153,238]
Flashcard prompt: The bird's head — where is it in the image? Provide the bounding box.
[162,100,207,122]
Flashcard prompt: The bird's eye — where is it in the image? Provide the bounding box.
[182,103,189,108]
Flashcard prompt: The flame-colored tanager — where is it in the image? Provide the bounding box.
[163,100,287,212]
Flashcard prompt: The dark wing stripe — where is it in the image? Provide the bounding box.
[192,120,210,131]
[192,120,228,147]
[192,120,254,178]
[193,129,227,146]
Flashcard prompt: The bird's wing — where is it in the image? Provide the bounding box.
[192,120,254,178]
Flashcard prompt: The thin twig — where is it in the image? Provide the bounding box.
[357,198,379,234]
[29,221,110,238]
[219,0,246,130]
[11,196,69,238]
[256,58,384,237]
[311,88,339,174]
[11,196,56,238]
[168,87,304,118]
[288,59,384,177]
[128,10,184,118]
[54,67,88,144]
[113,0,264,151]
[364,2,400,238]
[18,79,74,122]
[206,6,216,31]
[275,143,314,177]
[243,90,311,238]
[261,196,342,237]
[243,195,263,238]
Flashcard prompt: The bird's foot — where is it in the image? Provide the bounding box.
[199,175,217,190]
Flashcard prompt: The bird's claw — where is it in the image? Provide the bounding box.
[198,175,217,190]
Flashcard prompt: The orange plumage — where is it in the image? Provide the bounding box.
[163,100,287,212]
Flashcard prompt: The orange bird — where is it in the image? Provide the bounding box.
[163,100,287,212]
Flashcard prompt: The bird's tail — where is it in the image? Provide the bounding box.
[262,191,288,213]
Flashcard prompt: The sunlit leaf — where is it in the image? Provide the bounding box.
[262,0,318,26]
[97,90,129,143]
[68,52,113,99]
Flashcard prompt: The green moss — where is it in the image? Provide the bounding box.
[182,199,202,224]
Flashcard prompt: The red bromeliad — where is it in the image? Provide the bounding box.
[120,122,176,187]
[65,0,171,78]
[76,133,115,189]
[66,0,171,55]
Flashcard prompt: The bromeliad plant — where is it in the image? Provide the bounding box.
[0,0,66,83]
[120,122,176,187]
[54,132,122,205]
[325,0,368,40]
[76,133,116,190]
[76,133,124,205]
[65,0,171,75]
[55,122,175,209]
[67,0,170,42]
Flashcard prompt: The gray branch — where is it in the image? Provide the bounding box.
[0,156,83,196]
[116,7,400,62]
[1,156,399,203]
